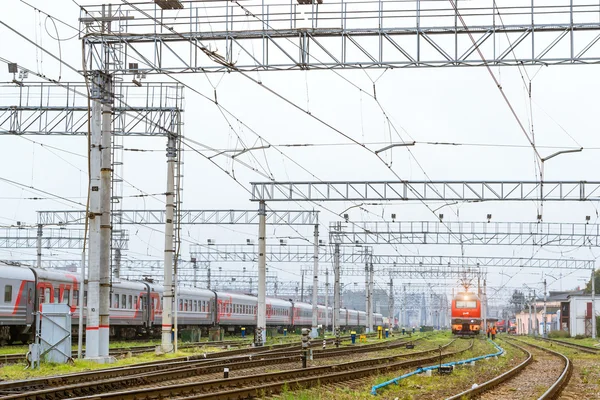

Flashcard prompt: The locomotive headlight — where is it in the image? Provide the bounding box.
[470,319,474,323]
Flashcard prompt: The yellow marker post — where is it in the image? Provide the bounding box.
[377,326,382,339]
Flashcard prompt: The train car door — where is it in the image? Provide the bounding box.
[141,294,149,325]
[25,281,35,325]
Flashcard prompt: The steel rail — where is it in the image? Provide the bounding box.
[66,339,468,400]
[508,338,573,400]
[445,339,533,400]
[0,335,360,394]
[536,337,600,354]
[1,337,421,399]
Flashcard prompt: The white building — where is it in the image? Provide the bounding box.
[562,294,600,337]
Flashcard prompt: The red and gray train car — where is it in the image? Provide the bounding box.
[0,264,383,344]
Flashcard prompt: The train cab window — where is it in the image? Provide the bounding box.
[54,288,60,303]
[64,289,71,305]
[114,294,120,308]
[73,290,79,306]
[4,285,12,302]
[128,295,132,309]
[455,301,477,309]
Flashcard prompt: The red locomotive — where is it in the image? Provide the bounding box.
[451,291,481,335]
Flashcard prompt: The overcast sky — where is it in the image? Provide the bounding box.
[1,0,600,307]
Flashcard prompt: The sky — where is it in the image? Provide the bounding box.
[1,0,600,309]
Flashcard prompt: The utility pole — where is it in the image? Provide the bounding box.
[161,133,177,353]
[364,257,369,333]
[257,201,267,345]
[528,292,533,336]
[533,289,537,337]
[84,70,104,361]
[77,249,85,359]
[369,261,374,331]
[300,270,305,303]
[325,268,329,334]
[543,278,548,338]
[192,259,197,288]
[36,224,42,269]
[333,222,341,344]
[388,275,394,331]
[114,248,121,280]
[311,222,319,338]
[592,267,597,339]
[482,279,487,337]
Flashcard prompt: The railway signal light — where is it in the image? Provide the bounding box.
[301,328,311,368]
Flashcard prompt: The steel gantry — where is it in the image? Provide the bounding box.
[0,82,182,136]
[329,221,600,246]
[37,209,319,226]
[0,227,128,250]
[79,0,600,72]
[250,181,600,202]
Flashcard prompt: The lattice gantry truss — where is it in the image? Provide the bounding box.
[79,0,600,72]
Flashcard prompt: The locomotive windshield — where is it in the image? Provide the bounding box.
[455,300,477,309]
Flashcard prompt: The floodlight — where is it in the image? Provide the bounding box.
[438,213,444,221]
[207,238,215,245]
[8,63,17,73]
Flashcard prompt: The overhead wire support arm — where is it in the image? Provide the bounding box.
[249,181,600,202]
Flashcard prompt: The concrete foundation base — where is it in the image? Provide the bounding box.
[84,356,116,364]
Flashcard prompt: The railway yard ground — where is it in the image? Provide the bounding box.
[1,332,598,399]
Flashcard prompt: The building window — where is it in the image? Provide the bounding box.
[4,285,12,302]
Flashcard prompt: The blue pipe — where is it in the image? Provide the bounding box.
[371,340,504,395]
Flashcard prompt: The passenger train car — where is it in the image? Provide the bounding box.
[0,264,383,344]
[451,291,481,336]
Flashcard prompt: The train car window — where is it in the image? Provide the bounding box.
[128,295,132,309]
[122,294,126,309]
[114,294,120,308]
[64,289,71,305]
[134,296,138,309]
[455,300,477,309]
[54,288,60,303]
[3,285,12,302]
[45,288,51,303]
[179,299,183,311]
[73,290,79,306]
[84,291,87,307]
[193,300,197,312]
[28,288,33,305]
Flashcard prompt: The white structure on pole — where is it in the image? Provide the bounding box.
[84,71,103,361]
[161,133,177,353]
[98,75,113,360]
[311,222,319,338]
[325,268,329,334]
[592,267,597,339]
[257,201,267,345]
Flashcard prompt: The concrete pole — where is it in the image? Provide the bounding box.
[369,262,374,330]
[174,262,178,352]
[36,224,42,269]
[300,270,305,303]
[114,248,121,280]
[77,250,85,359]
[528,298,533,336]
[257,201,267,345]
[85,73,102,360]
[388,276,394,330]
[592,267,597,339]
[207,263,211,290]
[333,240,340,338]
[364,261,369,333]
[311,223,319,338]
[543,278,547,338]
[533,289,539,336]
[325,268,329,334]
[482,279,487,336]
[161,134,176,353]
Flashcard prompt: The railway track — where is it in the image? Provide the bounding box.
[446,338,572,400]
[0,336,432,399]
[535,337,600,354]
[22,338,465,400]
[0,339,251,365]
